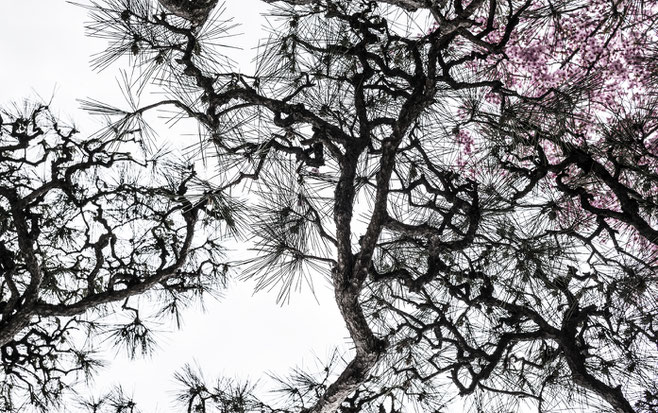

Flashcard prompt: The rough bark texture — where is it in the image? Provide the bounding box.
[261,0,426,10]
[157,0,219,26]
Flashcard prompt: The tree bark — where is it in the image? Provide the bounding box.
[157,0,219,26]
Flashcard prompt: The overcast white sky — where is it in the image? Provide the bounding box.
[0,1,351,411]
[1,1,638,412]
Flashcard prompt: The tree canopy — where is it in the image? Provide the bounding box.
[2,0,658,412]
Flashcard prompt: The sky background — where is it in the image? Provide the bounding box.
[0,1,642,412]
[0,2,522,412]
[0,1,351,411]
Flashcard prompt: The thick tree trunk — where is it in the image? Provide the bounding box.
[560,336,635,413]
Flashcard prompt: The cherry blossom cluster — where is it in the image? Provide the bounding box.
[430,0,658,257]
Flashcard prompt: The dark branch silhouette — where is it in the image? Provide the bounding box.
[2,0,658,412]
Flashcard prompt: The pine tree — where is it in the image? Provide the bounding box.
[2,1,658,412]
